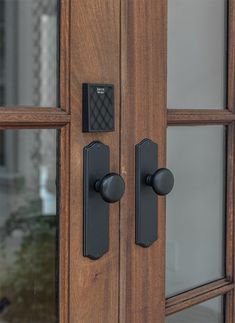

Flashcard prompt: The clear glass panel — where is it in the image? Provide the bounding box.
[0,0,59,107]
[167,0,227,109]
[166,296,224,323]
[0,129,58,322]
[166,126,225,297]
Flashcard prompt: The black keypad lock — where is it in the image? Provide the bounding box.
[83,83,114,132]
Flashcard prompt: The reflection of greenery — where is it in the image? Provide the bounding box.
[0,199,58,323]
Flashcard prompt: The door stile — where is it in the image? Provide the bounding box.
[59,125,71,323]
[120,1,167,322]
[224,123,235,323]
[69,0,121,321]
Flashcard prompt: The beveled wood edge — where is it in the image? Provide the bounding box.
[0,107,70,127]
[165,279,234,316]
[226,124,235,280]
[59,125,70,323]
[167,109,235,125]
[166,279,231,307]
[60,0,71,112]
[225,124,235,322]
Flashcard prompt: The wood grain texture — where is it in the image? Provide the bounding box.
[59,125,70,323]
[167,109,235,125]
[69,1,120,322]
[166,279,232,308]
[120,1,167,322]
[0,108,70,127]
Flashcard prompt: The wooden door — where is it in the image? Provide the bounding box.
[69,0,166,322]
[1,0,234,323]
[69,0,235,322]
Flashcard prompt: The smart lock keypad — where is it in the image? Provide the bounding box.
[83,83,114,132]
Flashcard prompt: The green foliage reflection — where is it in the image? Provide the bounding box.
[0,199,57,323]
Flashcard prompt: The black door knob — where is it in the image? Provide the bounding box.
[95,173,125,203]
[146,168,174,196]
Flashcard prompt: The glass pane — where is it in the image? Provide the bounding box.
[166,296,224,323]
[0,129,58,322]
[167,0,227,109]
[0,0,58,107]
[166,126,225,296]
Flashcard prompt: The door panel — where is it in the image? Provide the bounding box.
[120,1,167,322]
[68,0,234,322]
[67,0,235,322]
[69,1,120,322]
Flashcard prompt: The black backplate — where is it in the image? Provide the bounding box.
[135,139,158,247]
[83,141,110,259]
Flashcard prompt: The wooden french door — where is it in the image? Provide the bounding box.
[0,0,234,323]
[70,0,235,322]
[69,0,166,322]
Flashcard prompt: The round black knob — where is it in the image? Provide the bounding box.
[146,168,174,196]
[95,173,125,203]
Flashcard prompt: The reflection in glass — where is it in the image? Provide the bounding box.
[0,0,58,107]
[166,296,224,323]
[0,130,58,323]
[167,0,227,109]
[166,126,225,296]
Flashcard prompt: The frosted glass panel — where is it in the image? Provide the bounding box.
[166,126,225,296]
[0,0,59,106]
[167,0,227,109]
[166,297,224,323]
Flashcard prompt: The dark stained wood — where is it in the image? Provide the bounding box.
[166,280,234,316]
[0,107,70,127]
[60,0,71,112]
[120,1,167,322]
[167,109,235,125]
[69,0,120,322]
[59,125,70,323]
